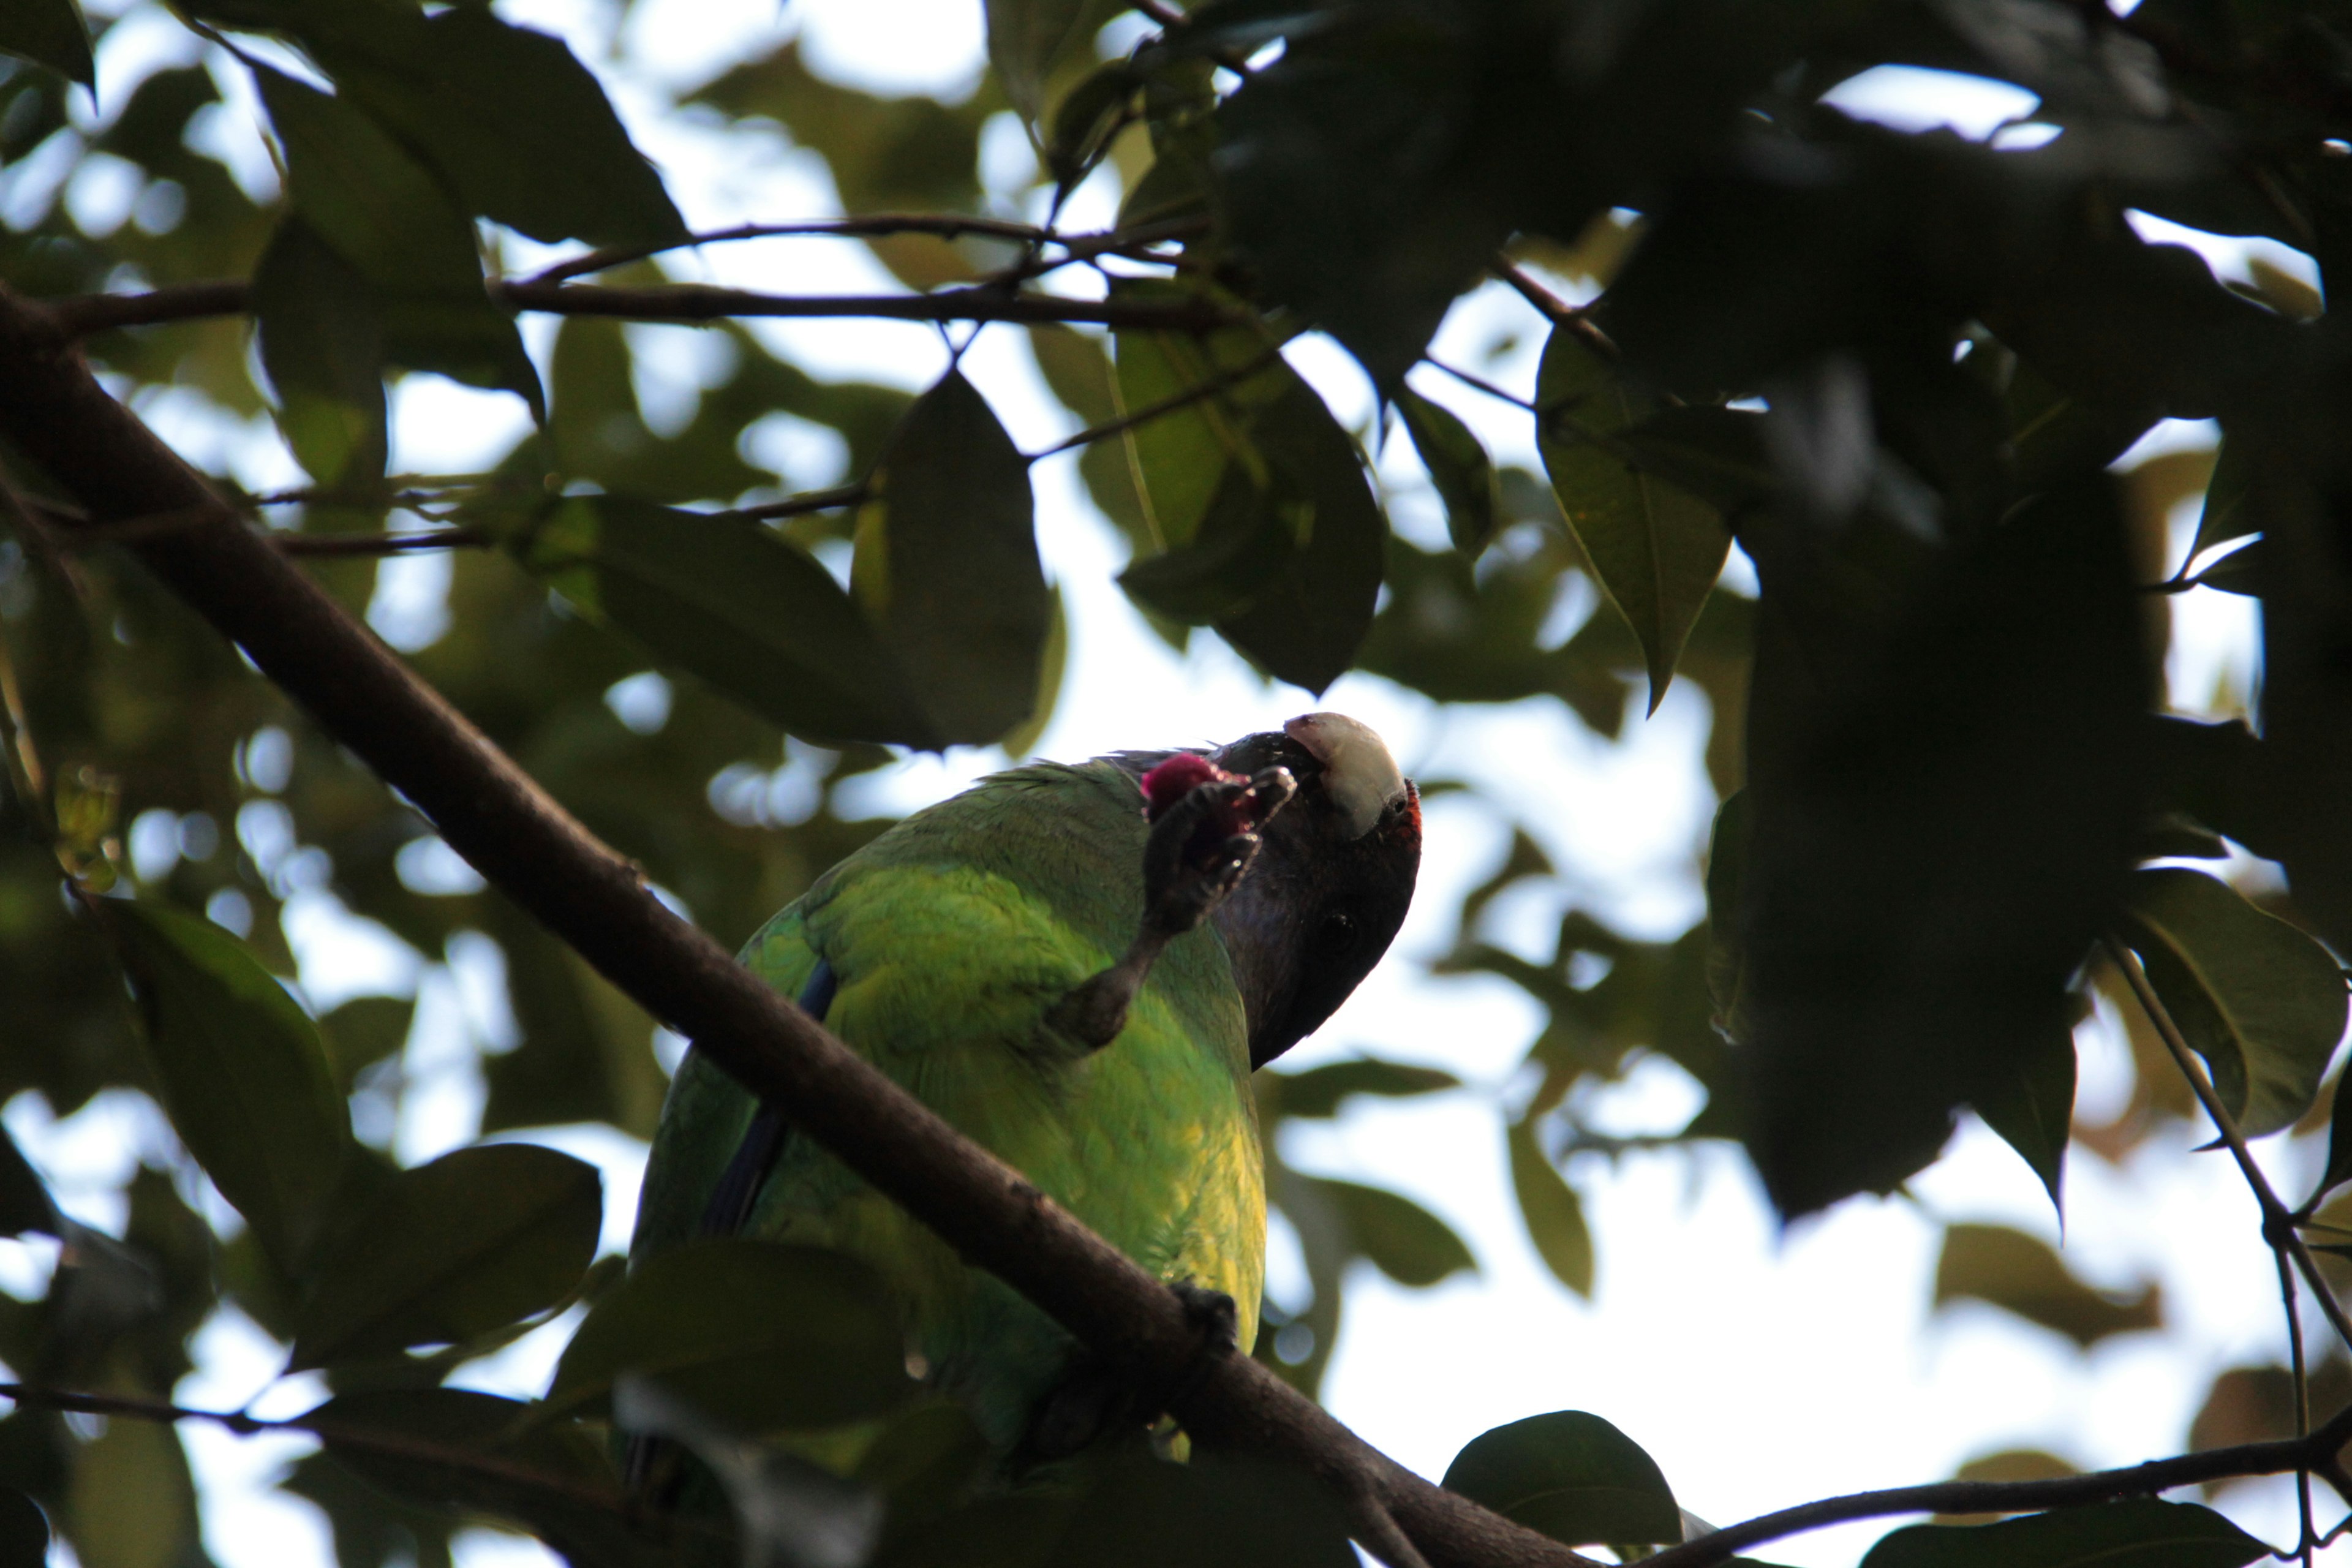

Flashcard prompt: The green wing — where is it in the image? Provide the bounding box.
[631,760,1265,1447]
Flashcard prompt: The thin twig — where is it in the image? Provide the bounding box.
[2101,936,2352,1355]
[523,214,1068,287]
[1492,262,1618,360]
[1644,1398,2352,1568]
[1424,358,1537,412]
[733,483,869,523]
[1025,341,1286,462]
[47,279,1242,337]
[273,527,493,557]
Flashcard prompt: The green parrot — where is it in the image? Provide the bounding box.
[628,712,1422,1462]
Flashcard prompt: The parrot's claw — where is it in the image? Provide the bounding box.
[1048,765,1297,1052]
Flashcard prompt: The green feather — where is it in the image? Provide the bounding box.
[631,759,1264,1450]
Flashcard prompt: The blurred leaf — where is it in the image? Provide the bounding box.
[2119,868,2347,1138]
[514,494,940,748]
[1043,1455,1356,1568]
[317,995,412,1098]
[1268,1058,1460,1120]
[281,1447,457,1568]
[854,1401,992,1549]
[0,1121,57,1237]
[483,905,665,1141]
[66,1404,202,1568]
[253,65,541,416]
[1396,389,1501,556]
[872,1495,1072,1568]
[1703,788,1751,1047]
[1441,1410,1681,1548]
[0,0,90,88]
[1310,1178,1472,1287]
[0,1488,48,1566]
[2191,435,2253,560]
[1860,1500,2267,1568]
[1934,1450,2082,1526]
[1934,1223,2160,1349]
[1536,326,1730,712]
[290,1144,600,1370]
[252,217,387,492]
[312,5,685,246]
[987,0,1091,122]
[104,899,350,1272]
[1507,1119,1593,1297]
[2188,1360,2352,1472]
[548,1240,914,1431]
[1969,1020,2076,1216]
[852,372,1050,745]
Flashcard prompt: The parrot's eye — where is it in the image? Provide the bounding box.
[1314,910,1358,958]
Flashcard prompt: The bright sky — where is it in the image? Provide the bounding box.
[9,5,2338,1566]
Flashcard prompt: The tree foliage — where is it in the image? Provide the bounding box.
[1,0,2351,1565]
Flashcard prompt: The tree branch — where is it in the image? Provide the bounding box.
[1024,342,1287,462]
[0,280,1580,1568]
[46,279,1238,337]
[1645,1398,2352,1568]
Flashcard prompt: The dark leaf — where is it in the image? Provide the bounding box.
[1935,1450,2082,1526]
[0,0,91,88]
[1396,388,1501,556]
[317,994,413,1097]
[2119,868,2348,1137]
[2190,436,2253,560]
[987,0,1093,123]
[1934,1223,2160,1349]
[873,1495,1074,1568]
[66,1408,203,1568]
[251,215,388,492]
[547,1239,914,1431]
[1508,1118,1593,1297]
[290,1144,601,1369]
[0,1121,57,1238]
[512,494,941,748]
[0,1489,47,1566]
[1267,1058,1460,1120]
[1969,1019,2076,1216]
[314,6,685,246]
[104,899,351,1272]
[1044,1454,1356,1568]
[1442,1411,1681,1548]
[253,65,542,416]
[1536,326,1731,712]
[1311,1178,1474,1287]
[1861,1500,2267,1568]
[852,372,1050,745]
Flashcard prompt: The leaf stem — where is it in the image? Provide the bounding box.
[1025,341,1287,462]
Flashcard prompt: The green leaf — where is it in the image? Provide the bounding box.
[289,1144,601,1370]
[987,0,1092,122]
[513,494,941,748]
[252,215,388,492]
[1120,460,1302,623]
[1268,1058,1460,1120]
[2118,867,2349,1137]
[1312,1178,1474,1288]
[254,64,542,416]
[312,6,685,246]
[1536,326,1731,713]
[1112,280,1290,551]
[547,1239,914,1431]
[1396,388,1501,556]
[852,372,1052,745]
[104,899,351,1272]
[0,0,91,88]
[317,994,414,1096]
[1507,1118,1593,1297]
[1442,1411,1681,1548]
[1969,1020,2076,1216]
[0,1121,57,1238]
[67,1404,203,1568]
[0,1490,47,1566]
[1861,1500,2269,1568]
[1934,1224,2160,1349]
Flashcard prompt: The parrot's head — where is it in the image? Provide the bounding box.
[1203,712,1422,1068]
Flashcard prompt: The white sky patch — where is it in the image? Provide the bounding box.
[1819,66,2043,140]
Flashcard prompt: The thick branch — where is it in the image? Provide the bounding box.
[47,279,1237,337]
[1646,1399,2352,1568]
[0,281,1575,1568]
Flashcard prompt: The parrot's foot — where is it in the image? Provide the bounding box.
[1047,761,1297,1050]
[1020,1280,1238,1464]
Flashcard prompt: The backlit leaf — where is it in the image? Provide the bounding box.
[1396,388,1501,556]
[1442,1411,1681,1548]
[1969,1020,2076,1216]
[1861,1499,2267,1568]
[104,899,350,1272]
[513,493,940,748]
[67,1406,201,1568]
[1312,1178,1474,1288]
[852,372,1051,745]
[251,215,388,492]
[0,0,91,88]
[1508,1118,1593,1298]
[1268,1058,1460,1120]
[548,1239,914,1431]
[1934,1223,2160,1349]
[2118,867,2348,1137]
[289,1144,601,1369]
[987,0,1091,123]
[1536,326,1730,712]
